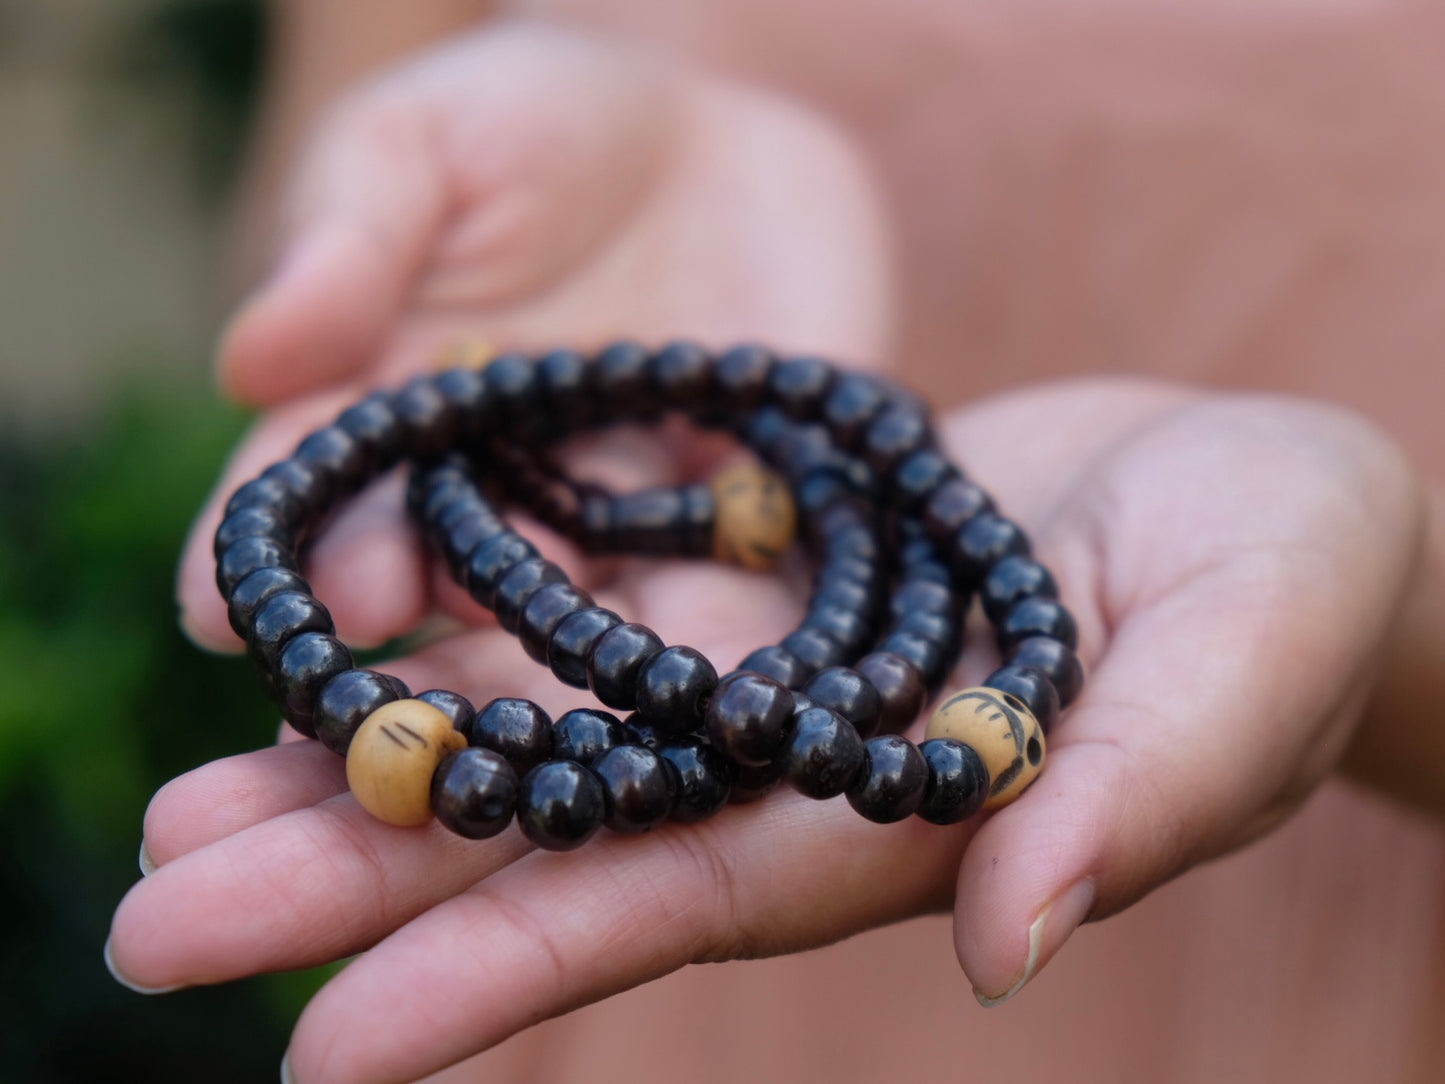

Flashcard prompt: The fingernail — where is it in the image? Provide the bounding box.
[280,1049,297,1084]
[103,934,184,995]
[973,878,1094,1007]
[138,839,156,877]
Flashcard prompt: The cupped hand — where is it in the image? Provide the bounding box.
[176,17,893,654]
[113,374,1422,1084]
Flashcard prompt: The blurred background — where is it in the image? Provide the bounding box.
[0,2,312,1079]
[5,1,1445,1081]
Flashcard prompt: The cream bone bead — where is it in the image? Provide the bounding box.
[925,686,1046,810]
[710,465,797,571]
[346,699,468,826]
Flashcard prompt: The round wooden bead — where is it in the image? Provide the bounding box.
[346,699,468,826]
[924,686,1046,810]
[710,465,796,570]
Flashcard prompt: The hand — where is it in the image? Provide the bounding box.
[111,376,1421,1083]
[176,18,893,654]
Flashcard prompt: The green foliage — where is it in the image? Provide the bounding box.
[0,377,339,1082]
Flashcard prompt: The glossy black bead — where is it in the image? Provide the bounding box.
[537,348,592,429]
[880,630,947,689]
[214,504,294,560]
[438,509,507,580]
[431,748,519,839]
[998,595,1078,652]
[918,738,989,824]
[586,622,665,710]
[518,582,595,665]
[863,403,931,475]
[891,609,958,654]
[803,667,882,738]
[768,355,835,420]
[611,488,688,555]
[336,392,404,472]
[709,343,775,418]
[634,646,718,734]
[649,340,713,411]
[801,605,872,655]
[226,566,313,638]
[392,375,457,460]
[621,715,664,750]
[735,645,809,688]
[419,476,479,529]
[492,558,568,635]
[223,475,306,527]
[658,738,731,822]
[888,578,959,622]
[953,512,1031,582]
[416,688,476,734]
[855,652,926,734]
[1007,635,1085,707]
[548,607,623,689]
[892,449,959,516]
[593,745,677,833]
[469,697,553,775]
[217,535,298,597]
[274,632,354,738]
[821,372,889,450]
[260,457,332,514]
[481,352,541,436]
[783,706,865,799]
[810,576,875,621]
[923,478,994,545]
[248,591,334,671]
[464,532,539,609]
[727,758,787,804]
[313,668,405,755]
[593,340,655,419]
[433,366,489,442]
[679,483,716,557]
[824,521,881,563]
[551,708,626,766]
[780,626,847,674]
[295,425,366,493]
[981,556,1059,624]
[705,672,795,767]
[517,761,605,851]
[984,663,1062,735]
[847,735,928,823]
[741,406,792,461]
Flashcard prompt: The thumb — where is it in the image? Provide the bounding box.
[218,92,449,405]
[950,400,1420,1005]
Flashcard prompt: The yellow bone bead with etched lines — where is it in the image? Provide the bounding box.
[710,464,796,571]
[925,686,1046,810]
[346,699,468,826]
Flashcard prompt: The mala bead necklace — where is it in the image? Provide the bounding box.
[214,342,1085,851]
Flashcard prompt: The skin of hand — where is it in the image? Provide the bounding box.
[113,17,1428,1084]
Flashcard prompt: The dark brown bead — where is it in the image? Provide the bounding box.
[492,558,568,635]
[518,582,595,664]
[634,646,718,734]
[846,735,927,822]
[586,622,665,711]
[998,596,1078,652]
[431,748,519,839]
[855,652,926,734]
[1006,635,1085,707]
[548,607,623,689]
[470,698,553,776]
[705,672,795,767]
[924,478,994,545]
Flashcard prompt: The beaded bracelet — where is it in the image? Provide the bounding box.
[213,342,1083,851]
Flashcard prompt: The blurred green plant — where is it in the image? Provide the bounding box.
[0,374,340,1082]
